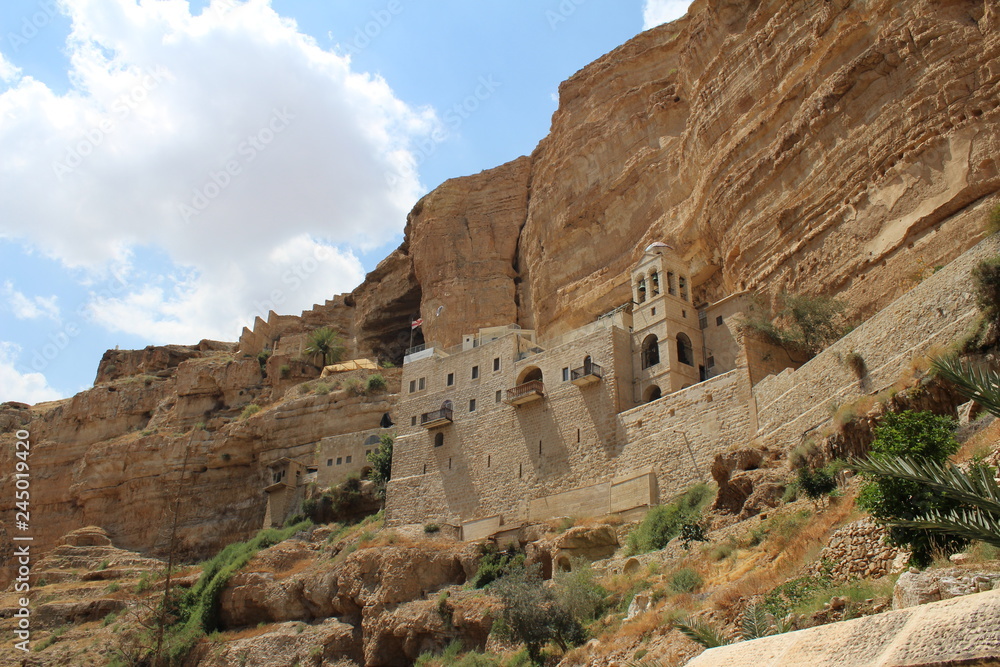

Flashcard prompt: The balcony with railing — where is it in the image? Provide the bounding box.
[570,362,603,387]
[505,380,545,406]
[420,406,454,429]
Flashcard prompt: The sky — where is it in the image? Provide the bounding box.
[0,0,692,403]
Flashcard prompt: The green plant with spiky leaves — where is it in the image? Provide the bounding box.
[304,327,345,367]
[851,456,1000,549]
[855,410,965,566]
[672,618,732,648]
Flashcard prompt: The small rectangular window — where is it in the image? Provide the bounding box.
[562,367,569,382]
[345,455,352,464]
[410,416,417,426]
[336,457,342,465]
[469,398,477,412]
[327,458,333,466]
[418,377,426,390]
[493,357,501,372]
[651,307,656,316]
[408,380,416,393]
[471,365,479,380]
[716,315,724,326]
[495,390,502,403]
[487,454,491,468]
[446,372,454,386]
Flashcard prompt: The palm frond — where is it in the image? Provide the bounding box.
[739,603,771,640]
[931,356,1000,418]
[850,456,1000,516]
[672,618,733,648]
[888,507,1000,550]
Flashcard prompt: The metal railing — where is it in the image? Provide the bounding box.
[420,406,454,425]
[570,362,603,382]
[506,380,544,402]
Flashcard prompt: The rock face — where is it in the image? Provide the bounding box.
[3,0,1000,590]
[893,563,1000,609]
[215,538,489,667]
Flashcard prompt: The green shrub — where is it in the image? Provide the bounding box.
[424,522,441,534]
[471,542,525,589]
[314,382,332,396]
[669,567,702,593]
[680,522,708,549]
[256,349,271,370]
[987,204,1000,236]
[492,564,586,664]
[740,292,850,356]
[344,377,365,396]
[239,404,261,420]
[626,483,712,555]
[857,410,963,566]
[972,255,1000,322]
[279,364,291,378]
[366,433,394,499]
[366,374,387,393]
[553,560,608,623]
[167,519,313,662]
[797,466,836,502]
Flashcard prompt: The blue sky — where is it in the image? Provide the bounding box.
[0,0,690,403]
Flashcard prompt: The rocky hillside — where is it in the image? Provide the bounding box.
[1,0,999,620]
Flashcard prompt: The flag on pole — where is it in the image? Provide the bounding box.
[411,318,423,329]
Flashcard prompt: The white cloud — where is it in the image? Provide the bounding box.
[0,342,62,404]
[3,282,61,321]
[86,235,364,342]
[0,0,434,342]
[642,0,693,30]
[0,52,20,82]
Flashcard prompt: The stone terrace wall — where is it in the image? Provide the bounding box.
[614,370,753,503]
[754,235,1000,451]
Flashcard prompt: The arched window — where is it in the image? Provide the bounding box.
[636,278,647,303]
[679,276,689,301]
[641,335,659,369]
[364,435,381,447]
[676,333,694,366]
[650,271,660,296]
[434,432,444,447]
[644,385,661,403]
[583,355,593,374]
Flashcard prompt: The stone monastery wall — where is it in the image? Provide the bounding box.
[384,236,1000,536]
[753,234,1000,450]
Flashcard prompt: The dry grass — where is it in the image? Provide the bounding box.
[955,418,1000,462]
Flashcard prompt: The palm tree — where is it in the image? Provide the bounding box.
[851,355,1000,548]
[851,455,1000,549]
[304,327,345,367]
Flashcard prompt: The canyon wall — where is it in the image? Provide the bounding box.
[3,0,1000,583]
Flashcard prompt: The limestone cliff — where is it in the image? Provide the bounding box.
[2,0,1000,585]
[367,0,1000,348]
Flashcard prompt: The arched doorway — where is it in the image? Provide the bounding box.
[644,385,661,403]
